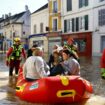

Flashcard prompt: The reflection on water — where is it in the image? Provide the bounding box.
[8,77,17,88]
[0,55,105,105]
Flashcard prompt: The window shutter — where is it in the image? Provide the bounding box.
[72,18,74,32]
[84,15,88,30]
[67,0,72,11]
[64,20,67,32]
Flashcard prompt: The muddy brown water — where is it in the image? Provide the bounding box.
[0,54,105,105]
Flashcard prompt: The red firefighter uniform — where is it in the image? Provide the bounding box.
[63,37,79,63]
[100,49,105,79]
[6,38,26,76]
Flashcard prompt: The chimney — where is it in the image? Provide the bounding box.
[25,5,29,11]
[9,13,11,17]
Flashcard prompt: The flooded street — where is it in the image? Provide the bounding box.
[0,54,105,105]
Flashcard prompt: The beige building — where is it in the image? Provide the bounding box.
[0,6,31,51]
[30,3,49,58]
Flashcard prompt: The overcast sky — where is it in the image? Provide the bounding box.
[0,0,48,17]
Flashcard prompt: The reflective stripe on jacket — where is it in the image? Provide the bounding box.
[9,45,23,60]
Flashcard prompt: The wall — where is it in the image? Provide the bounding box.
[31,8,48,34]
[92,1,105,56]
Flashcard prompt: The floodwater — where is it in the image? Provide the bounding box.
[0,54,105,105]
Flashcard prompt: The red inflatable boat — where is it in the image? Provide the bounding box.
[16,67,93,103]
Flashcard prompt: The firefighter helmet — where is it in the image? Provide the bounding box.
[14,37,21,42]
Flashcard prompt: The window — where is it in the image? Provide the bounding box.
[23,32,25,35]
[33,24,37,34]
[72,18,74,32]
[79,0,83,8]
[67,19,71,32]
[99,9,105,26]
[75,39,86,52]
[33,40,43,48]
[79,0,88,8]
[64,20,67,32]
[76,17,79,31]
[13,32,15,37]
[84,0,88,6]
[53,19,57,31]
[64,19,72,33]
[40,23,43,33]
[84,15,88,30]
[53,1,57,13]
[79,17,83,29]
[67,0,72,11]
[64,15,88,33]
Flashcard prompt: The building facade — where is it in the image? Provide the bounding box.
[61,0,105,56]
[30,3,49,60]
[29,0,105,57]
[92,0,105,56]
[0,18,4,51]
[61,0,94,57]
[48,0,62,54]
[0,6,31,51]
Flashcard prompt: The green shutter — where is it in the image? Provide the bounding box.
[64,20,67,33]
[76,17,79,31]
[84,15,88,30]
[72,18,74,32]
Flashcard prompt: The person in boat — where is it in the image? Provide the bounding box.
[23,47,50,81]
[63,38,80,63]
[6,37,26,77]
[48,44,60,70]
[49,49,80,76]
[50,49,62,71]
[27,44,38,58]
[100,48,105,79]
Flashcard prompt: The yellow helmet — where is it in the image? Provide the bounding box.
[14,37,21,42]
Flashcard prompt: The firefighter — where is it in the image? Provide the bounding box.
[6,37,26,77]
[100,49,105,79]
[63,37,79,63]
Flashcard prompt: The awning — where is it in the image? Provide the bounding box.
[28,33,47,39]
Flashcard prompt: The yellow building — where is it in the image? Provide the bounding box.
[49,0,61,32]
[48,0,62,54]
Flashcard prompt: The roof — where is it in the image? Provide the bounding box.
[0,18,4,23]
[0,11,26,24]
[5,11,25,22]
[10,12,25,21]
[0,18,3,21]
[32,3,48,14]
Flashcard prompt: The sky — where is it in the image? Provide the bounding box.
[0,0,48,17]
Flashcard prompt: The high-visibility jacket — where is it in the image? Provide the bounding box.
[6,44,26,61]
